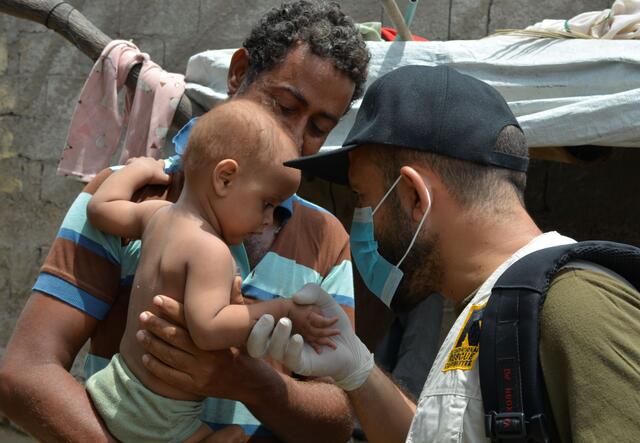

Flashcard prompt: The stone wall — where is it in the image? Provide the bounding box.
[1,0,637,357]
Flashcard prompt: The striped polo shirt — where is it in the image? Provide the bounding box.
[33,151,354,439]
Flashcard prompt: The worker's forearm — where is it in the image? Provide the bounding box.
[347,366,416,443]
[0,363,116,443]
[243,369,354,443]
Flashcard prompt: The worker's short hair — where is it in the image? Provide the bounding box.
[242,1,370,103]
[371,125,529,209]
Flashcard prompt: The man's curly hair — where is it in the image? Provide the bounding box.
[242,1,370,102]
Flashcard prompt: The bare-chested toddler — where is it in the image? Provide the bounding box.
[84,100,339,443]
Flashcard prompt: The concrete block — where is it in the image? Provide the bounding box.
[14,16,49,34]
[0,157,39,205]
[335,0,384,24]
[45,75,85,124]
[0,21,19,77]
[449,0,491,40]
[17,30,86,76]
[197,0,383,51]
[163,35,206,75]
[489,0,614,33]
[172,0,383,74]
[13,115,73,162]
[0,73,50,119]
[0,260,7,295]
[399,0,452,41]
[119,0,202,37]
[197,0,278,50]
[0,76,18,114]
[40,161,84,210]
[0,116,19,161]
[74,0,122,38]
[18,77,49,118]
[47,38,94,78]
[8,247,39,297]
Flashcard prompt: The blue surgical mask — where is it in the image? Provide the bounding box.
[350,176,432,307]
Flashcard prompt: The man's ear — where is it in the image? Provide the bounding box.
[212,159,239,196]
[400,166,432,223]
[228,48,250,96]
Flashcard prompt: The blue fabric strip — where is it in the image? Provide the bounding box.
[172,117,197,155]
[242,284,280,301]
[279,195,294,215]
[320,260,355,300]
[243,284,353,308]
[33,273,111,320]
[84,353,110,378]
[230,244,251,279]
[291,194,330,214]
[332,294,355,308]
[241,252,322,298]
[57,228,119,264]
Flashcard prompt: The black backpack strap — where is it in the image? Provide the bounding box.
[479,241,640,442]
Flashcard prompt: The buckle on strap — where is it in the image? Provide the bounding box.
[485,412,551,442]
[485,412,526,440]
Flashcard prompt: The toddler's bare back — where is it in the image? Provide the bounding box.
[119,205,224,401]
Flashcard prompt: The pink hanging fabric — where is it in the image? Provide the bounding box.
[58,40,185,182]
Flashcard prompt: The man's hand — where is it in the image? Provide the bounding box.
[138,291,356,443]
[247,283,374,391]
[136,295,270,402]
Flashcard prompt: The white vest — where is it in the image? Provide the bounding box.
[407,232,575,443]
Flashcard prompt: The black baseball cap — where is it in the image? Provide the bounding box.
[285,65,527,185]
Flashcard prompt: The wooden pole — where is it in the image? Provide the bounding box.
[381,0,413,41]
[0,0,202,128]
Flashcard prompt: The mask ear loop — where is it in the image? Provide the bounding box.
[372,176,403,215]
[396,186,432,268]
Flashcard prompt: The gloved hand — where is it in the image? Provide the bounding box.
[247,283,374,391]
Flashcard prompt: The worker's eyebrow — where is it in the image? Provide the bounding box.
[276,85,340,124]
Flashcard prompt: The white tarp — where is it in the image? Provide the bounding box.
[184,37,640,150]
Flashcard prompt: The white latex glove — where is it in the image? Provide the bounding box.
[247,283,374,391]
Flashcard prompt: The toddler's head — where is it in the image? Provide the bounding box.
[183,99,301,244]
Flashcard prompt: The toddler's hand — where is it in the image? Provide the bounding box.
[125,157,171,185]
[230,276,244,305]
[287,301,339,354]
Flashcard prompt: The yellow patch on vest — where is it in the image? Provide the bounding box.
[443,302,486,372]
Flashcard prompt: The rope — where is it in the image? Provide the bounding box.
[44,1,68,28]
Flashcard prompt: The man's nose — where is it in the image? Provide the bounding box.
[285,118,305,152]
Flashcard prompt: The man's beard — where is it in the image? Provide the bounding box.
[375,191,443,313]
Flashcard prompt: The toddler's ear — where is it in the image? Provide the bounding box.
[212,159,239,196]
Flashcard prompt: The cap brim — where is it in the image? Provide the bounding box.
[284,144,358,186]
